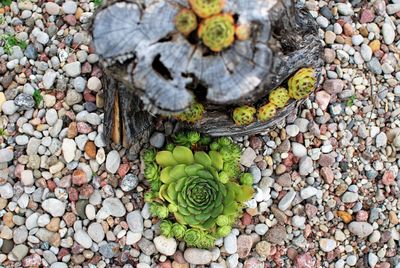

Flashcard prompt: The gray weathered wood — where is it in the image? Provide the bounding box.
[92,0,323,140]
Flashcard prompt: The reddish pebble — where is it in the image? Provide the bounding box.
[382,170,395,186]
[81,62,92,74]
[320,167,334,184]
[356,210,369,222]
[63,212,76,227]
[22,254,42,267]
[118,163,130,178]
[295,252,315,268]
[242,212,252,225]
[77,122,92,134]
[68,187,79,201]
[64,14,76,26]
[360,9,375,23]
[79,184,94,198]
[83,90,96,102]
[243,258,263,268]
[47,180,57,192]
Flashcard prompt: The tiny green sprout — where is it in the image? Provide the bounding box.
[93,0,103,8]
[346,95,356,107]
[0,128,8,138]
[33,90,43,107]
[0,0,12,7]
[0,34,27,55]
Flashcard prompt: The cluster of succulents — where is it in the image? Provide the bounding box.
[142,132,254,248]
[175,102,205,124]
[232,68,317,126]
[175,0,250,52]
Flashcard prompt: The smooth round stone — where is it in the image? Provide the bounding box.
[154,236,177,256]
[346,255,357,266]
[2,101,18,115]
[62,1,77,14]
[20,170,34,186]
[87,77,102,91]
[351,35,364,46]
[224,233,237,254]
[73,77,86,92]
[102,197,126,217]
[120,174,139,192]
[286,125,299,137]
[41,198,66,217]
[45,2,60,15]
[348,222,374,237]
[0,148,14,163]
[74,229,93,249]
[127,210,143,233]
[105,150,120,174]
[184,248,213,265]
[15,135,29,145]
[88,222,105,243]
[0,183,14,199]
[341,192,359,203]
[255,224,268,235]
[149,132,165,148]
[292,142,307,158]
[319,238,337,252]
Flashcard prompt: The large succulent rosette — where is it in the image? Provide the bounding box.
[142,132,254,248]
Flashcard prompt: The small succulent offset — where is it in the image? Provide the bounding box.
[232,105,256,126]
[189,0,225,18]
[175,9,198,36]
[174,0,249,52]
[289,68,317,100]
[143,132,254,248]
[198,14,235,52]
[175,102,204,124]
[269,87,290,108]
[257,103,276,122]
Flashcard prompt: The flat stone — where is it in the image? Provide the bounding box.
[278,190,296,211]
[127,210,144,233]
[99,242,119,258]
[0,148,14,163]
[341,192,359,203]
[103,197,126,217]
[240,148,257,167]
[64,62,81,77]
[74,229,92,249]
[88,222,105,243]
[348,222,373,238]
[319,238,337,252]
[154,236,177,256]
[266,225,287,245]
[42,198,66,217]
[237,235,253,259]
[45,2,60,15]
[106,150,120,174]
[62,138,76,163]
[184,248,213,265]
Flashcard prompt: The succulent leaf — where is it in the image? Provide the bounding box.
[173,146,194,165]
[240,173,254,185]
[160,220,173,238]
[156,151,179,167]
[209,151,224,170]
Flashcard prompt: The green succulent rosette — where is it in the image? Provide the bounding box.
[143,132,254,248]
[175,9,198,36]
[198,14,235,52]
[189,0,225,18]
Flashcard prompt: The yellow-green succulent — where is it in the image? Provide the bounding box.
[198,14,235,52]
[189,0,225,18]
[232,105,256,126]
[257,103,277,121]
[269,87,290,108]
[175,9,198,36]
[175,102,204,123]
[289,68,317,100]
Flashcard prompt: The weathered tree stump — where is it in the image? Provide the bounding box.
[91,0,323,142]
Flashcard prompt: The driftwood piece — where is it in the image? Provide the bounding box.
[92,0,323,141]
